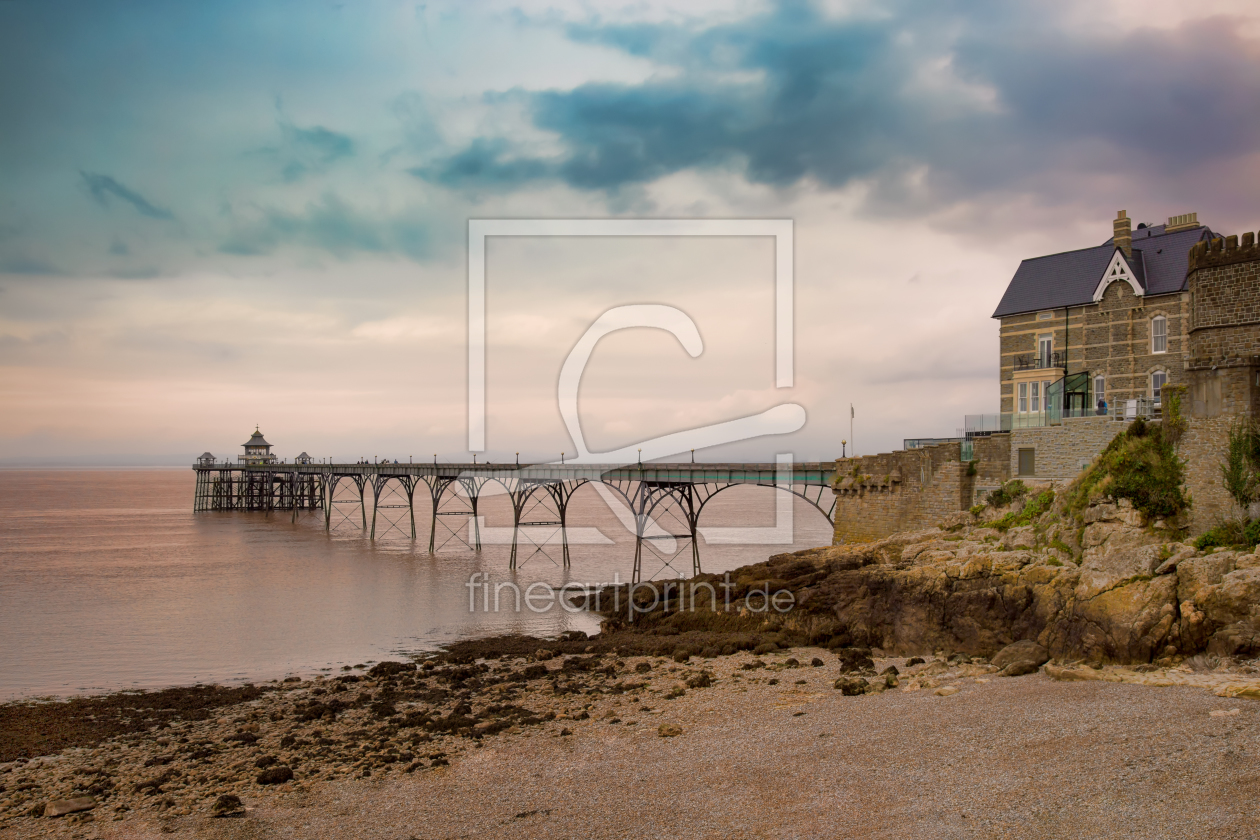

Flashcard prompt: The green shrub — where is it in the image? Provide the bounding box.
[1063,414,1189,521]
[985,480,1028,510]
[1195,518,1260,550]
[1221,418,1260,511]
[1247,519,1260,546]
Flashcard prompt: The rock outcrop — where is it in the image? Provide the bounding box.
[721,498,1260,666]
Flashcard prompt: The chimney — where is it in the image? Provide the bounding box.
[1113,210,1132,259]
[1165,211,1199,233]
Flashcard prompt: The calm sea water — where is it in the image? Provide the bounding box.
[0,470,833,700]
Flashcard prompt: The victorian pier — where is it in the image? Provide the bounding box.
[193,431,836,583]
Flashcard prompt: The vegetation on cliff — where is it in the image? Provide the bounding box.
[1195,417,1260,550]
[1062,396,1189,522]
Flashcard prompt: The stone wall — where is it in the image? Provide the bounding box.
[832,434,1011,543]
[1188,232,1260,348]
[1180,413,1234,533]
[1008,416,1126,482]
[1180,231,1260,533]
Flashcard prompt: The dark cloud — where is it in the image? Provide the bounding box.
[419,1,1260,214]
[274,121,355,182]
[0,256,59,275]
[218,193,429,260]
[79,171,176,220]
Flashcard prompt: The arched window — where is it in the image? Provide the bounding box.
[1151,316,1167,354]
[1151,371,1168,406]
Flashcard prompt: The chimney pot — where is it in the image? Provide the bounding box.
[1113,210,1132,259]
[1166,212,1199,232]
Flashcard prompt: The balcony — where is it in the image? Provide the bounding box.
[1013,351,1064,371]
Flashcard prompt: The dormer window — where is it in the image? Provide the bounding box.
[1151,316,1167,353]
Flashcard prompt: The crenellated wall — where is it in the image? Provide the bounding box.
[832,435,1011,543]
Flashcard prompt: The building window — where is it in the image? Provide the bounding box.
[1094,376,1106,413]
[1037,312,1054,321]
[1038,334,1053,366]
[1018,448,1035,476]
[1152,316,1167,353]
[1019,382,1028,413]
[1152,371,1167,406]
[1031,381,1040,412]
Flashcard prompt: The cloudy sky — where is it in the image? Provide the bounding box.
[2,0,1259,465]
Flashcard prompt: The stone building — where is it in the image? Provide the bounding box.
[991,210,1260,523]
[832,211,1260,543]
[993,210,1214,424]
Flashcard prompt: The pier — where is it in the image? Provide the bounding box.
[192,460,837,582]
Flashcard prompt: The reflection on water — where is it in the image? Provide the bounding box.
[0,470,834,700]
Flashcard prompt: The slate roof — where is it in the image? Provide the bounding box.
[243,429,272,448]
[992,223,1215,318]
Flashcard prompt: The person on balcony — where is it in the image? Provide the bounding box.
[1096,397,1108,416]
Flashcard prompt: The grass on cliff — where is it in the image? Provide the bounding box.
[1062,391,1189,522]
[983,487,1055,532]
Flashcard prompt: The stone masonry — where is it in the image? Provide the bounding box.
[832,434,1010,543]
[1009,416,1126,482]
[1181,231,1260,532]
[998,279,1186,413]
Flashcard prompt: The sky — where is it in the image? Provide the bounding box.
[2,0,1259,465]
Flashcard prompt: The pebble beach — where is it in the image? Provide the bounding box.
[3,644,1259,840]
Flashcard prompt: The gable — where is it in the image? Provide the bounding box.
[1092,250,1143,302]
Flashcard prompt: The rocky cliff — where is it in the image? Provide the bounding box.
[744,494,1260,664]
[609,490,1260,667]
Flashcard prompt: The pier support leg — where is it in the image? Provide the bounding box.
[409,486,417,540]
[370,484,379,540]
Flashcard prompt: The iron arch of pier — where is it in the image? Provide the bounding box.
[691,480,837,527]
[370,473,417,539]
[623,477,836,584]
[505,478,590,569]
[324,473,367,532]
[420,473,504,552]
[193,461,838,582]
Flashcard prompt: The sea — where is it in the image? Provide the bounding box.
[0,469,834,700]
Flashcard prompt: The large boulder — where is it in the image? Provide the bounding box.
[991,640,1049,676]
[1046,575,1178,663]
[1079,522,1167,579]
[1193,568,1260,657]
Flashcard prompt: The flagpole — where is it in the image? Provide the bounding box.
[850,403,854,458]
